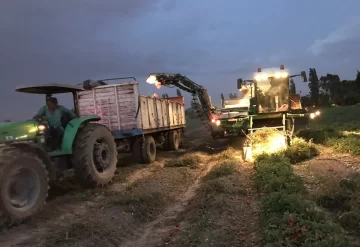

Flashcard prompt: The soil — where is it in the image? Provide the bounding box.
[0,125,261,247]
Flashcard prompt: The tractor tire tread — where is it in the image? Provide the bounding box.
[72,123,117,189]
[0,149,49,229]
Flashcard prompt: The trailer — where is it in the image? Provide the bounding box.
[77,80,186,163]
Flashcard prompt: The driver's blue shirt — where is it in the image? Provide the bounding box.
[34,105,76,128]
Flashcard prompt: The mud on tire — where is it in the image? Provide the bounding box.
[0,149,49,228]
[72,123,118,189]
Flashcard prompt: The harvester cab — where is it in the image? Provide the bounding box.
[237,65,308,115]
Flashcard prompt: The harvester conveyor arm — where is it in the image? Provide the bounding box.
[153,73,214,131]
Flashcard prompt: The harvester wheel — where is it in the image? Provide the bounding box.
[72,123,118,189]
[141,135,157,163]
[0,149,48,227]
[168,130,180,150]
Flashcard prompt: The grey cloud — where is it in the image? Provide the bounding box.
[309,17,360,56]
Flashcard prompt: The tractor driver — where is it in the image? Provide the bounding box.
[34,97,76,150]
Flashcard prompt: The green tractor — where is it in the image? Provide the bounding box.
[210,65,320,143]
[0,84,118,227]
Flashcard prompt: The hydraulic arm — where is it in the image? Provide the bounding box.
[146,73,214,131]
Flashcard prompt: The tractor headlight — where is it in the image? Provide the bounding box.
[38,124,46,131]
[211,119,215,123]
[38,124,47,134]
[216,120,221,126]
[315,110,320,116]
[310,113,315,119]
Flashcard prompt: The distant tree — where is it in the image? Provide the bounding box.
[319,73,341,104]
[4,120,11,122]
[162,93,169,98]
[289,79,296,94]
[300,95,312,107]
[228,93,237,99]
[176,89,182,97]
[355,70,360,92]
[308,68,320,105]
[220,93,225,107]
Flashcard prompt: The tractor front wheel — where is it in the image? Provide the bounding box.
[72,123,118,189]
[0,149,49,227]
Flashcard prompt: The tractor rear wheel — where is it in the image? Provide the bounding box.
[72,123,118,188]
[0,149,48,227]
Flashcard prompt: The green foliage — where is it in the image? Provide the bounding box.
[254,152,350,246]
[327,135,360,155]
[164,154,202,168]
[283,138,319,164]
[255,154,305,194]
[203,160,239,181]
[296,105,360,156]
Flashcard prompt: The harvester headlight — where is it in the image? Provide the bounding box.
[211,119,215,123]
[261,73,268,80]
[38,124,46,131]
[216,120,221,126]
[255,75,261,81]
[281,72,289,78]
[315,110,320,116]
[275,73,281,78]
[310,113,315,119]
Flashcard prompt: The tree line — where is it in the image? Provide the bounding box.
[302,69,360,107]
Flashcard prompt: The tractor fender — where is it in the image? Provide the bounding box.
[8,142,56,182]
[61,115,101,154]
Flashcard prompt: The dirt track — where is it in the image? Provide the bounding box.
[0,126,261,247]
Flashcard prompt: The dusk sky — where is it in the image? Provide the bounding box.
[1,0,360,121]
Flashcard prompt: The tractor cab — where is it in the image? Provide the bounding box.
[16,83,84,115]
[12,84,85,152]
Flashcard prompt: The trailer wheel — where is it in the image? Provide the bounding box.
[0,149,49,227]
[132,137,144,163]
[72,123,118,188]
[168,130,180,150]
[178,130,184,148]
[141,136,156,163]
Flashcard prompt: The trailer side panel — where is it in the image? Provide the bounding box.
[77,83,185,138]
